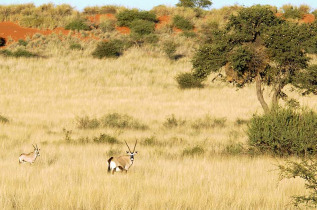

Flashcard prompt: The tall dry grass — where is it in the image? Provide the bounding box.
[0,44,316,209]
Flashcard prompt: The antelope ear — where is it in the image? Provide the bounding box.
[135,151,138,154]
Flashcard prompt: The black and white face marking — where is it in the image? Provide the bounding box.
[126,151,137,161]
[35,148,40,156]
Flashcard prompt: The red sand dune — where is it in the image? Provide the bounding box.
[155,15,171,29]
[300,14,315,23]
[115,26,130,34]
[0,21,100,46]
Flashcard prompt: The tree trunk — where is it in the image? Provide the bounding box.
[255,73,270,114]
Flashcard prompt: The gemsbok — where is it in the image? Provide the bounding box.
[19,144,40,164]
[107,140,138,174]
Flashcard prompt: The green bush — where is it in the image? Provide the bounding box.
[0,37,5,47]
[18,39,28,46]
[93,133,119,144]
[172,15,194,31]
[181,31,197,38]
[75,115,100,129]
[176,72,203,89]
[282,5,304,19]
[92,40,125,58]
[0,49,37,58]
[182,145,205,156]
[223,142,244,155]
[69,43,82,50]
[279,159,317,208]
[65,19,91,31]
[130,19,155,35]
[248,108,317,156]
[116,9,157,27]
[101,113,148,130]
[20,15,44,28]
[163,114,186,128]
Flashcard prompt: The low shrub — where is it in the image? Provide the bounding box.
[163,40,178,59]
[75,115,100,129]
[0,49,37,58]
[20,15,44,28]
[93,133,119,144]
[176,72,203,89]
[130,19,155,36]
[223,142,244,155]
[65,19,91,31]
[18,39,28,46]
[92,40,125,58]
[101,113,148,130]
[181,31,197,38]
[163,114,186,128]
[191,115,226,129]
[116,9,157,27]
[141,136,159,146]
[182,145,205,156]
[69,43,83,50]
[279,159,317,208]
[234,118,249,126]
[172,15,194,31]
[248,108,317,156]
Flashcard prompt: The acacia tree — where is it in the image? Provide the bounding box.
[188,5,317,113]
[176,0,212,9]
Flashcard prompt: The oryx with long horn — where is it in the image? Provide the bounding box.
[19,144,40,164]
[107,140,138,174]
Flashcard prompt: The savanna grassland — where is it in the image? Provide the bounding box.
[0,45,316,209]
[1,3,317,210]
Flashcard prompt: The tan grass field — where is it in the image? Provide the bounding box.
[0,46,316,209]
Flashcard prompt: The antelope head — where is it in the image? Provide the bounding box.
[125,140,137,161]
[32,144,40,157]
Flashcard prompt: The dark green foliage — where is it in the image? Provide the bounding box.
[192,43,228,80]
[143,34,159,44]
[279,159,317,208]
[248,108,317,156]
[0,49,37,58]
[116,9,157,27]
[293,65,317,95]
[234,118,249,126]
[76,116,100,129]
[18,39,28,46]
[93,133,119,144]
[69,43,82,50]
[65,19,91,31]
[101,113,148,130]
[182,145,205,156]
[176,72,203,89]
[130,19,155,35]
[0,115,9,124]
[0,37,5,47]
[176,0,212,9]
[92,40,124,58]
[172,15,194,31]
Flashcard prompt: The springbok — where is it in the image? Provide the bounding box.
[107,140,138,174]
[19,144,40,164]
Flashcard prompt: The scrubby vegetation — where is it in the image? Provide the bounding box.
[92,40,125,58]
[248,108,317,156]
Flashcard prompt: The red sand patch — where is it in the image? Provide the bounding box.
[115,26,130,34]
[87,13,116,25]
[300,14,315,23]
[155,15,171,29]
[0,21,99,47]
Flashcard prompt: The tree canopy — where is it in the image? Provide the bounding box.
[188,5,317,113]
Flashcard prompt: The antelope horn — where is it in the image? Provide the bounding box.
[124,140,132,153]
[133,140,137,152]
[36,144,38,149]
[32,144,36,149]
